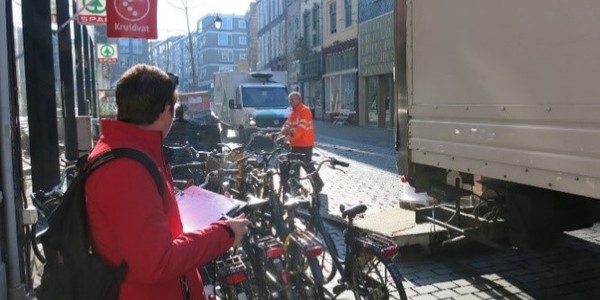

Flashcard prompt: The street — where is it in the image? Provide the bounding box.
[313,121,600,299]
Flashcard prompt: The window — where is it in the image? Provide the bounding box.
[118,39,130,54]
[218,33,232,46]
[329,2,337,34]
[119,55,130,68]
[219,50,233,62]
[238,20,246,29]
[240,52,248,60]
[312,5,320,44]
[344,0,352,28]
[131,39,144,55]
[221,17,233,30]
[239,36,247,45]
[219,65,235,72]
[303,12,311,47]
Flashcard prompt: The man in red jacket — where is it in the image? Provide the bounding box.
[281,91,324,194]
[85,64,249,299]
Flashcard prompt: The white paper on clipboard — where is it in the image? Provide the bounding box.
[176,186,244,232]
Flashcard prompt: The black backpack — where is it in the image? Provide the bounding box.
[36,148,165,300]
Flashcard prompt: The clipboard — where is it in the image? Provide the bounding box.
[176,185,245,232]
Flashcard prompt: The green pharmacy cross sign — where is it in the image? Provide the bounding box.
[97,44,118,63]
[77,0,107,25]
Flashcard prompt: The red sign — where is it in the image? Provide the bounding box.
[106,0,157,39]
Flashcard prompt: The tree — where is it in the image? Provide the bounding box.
[169,0,199,91]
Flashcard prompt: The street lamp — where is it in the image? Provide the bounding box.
[214,15,222,30]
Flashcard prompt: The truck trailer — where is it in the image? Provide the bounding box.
[394,0,600,249]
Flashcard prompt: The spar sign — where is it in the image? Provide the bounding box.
[97,44,118,63]
[107,0,158,39]
[77,0,107,25]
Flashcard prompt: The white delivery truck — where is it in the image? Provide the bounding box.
[213,71,290,142]
[394,0,600,249]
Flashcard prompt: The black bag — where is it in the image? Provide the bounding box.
[36,148,165,300]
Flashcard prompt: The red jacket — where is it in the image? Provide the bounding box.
[285,103,315,147]
[86,120,233,300]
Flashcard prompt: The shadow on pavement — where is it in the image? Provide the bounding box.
[397,229,600,299]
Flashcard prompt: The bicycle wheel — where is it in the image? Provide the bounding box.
[214,253,257,300]
[350,252,408,300]
[285,241,325,300]
[220,281,255,300]
[285,234,326,300]
[295,211,338,283]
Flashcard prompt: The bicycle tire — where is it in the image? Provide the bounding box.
[220,281,255,300]
[350,252,408,300]
[295,210,338,283]
[285,234,326,300]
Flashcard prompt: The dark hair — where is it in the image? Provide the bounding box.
[116,64,177,125]
[174,102,185,120]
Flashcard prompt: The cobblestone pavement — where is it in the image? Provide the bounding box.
[312,121,600,299]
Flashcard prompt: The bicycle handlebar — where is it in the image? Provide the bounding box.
[280,154,350,179]
[247,130,284,144]
[164,143,212,158]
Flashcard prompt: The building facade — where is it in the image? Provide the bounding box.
[298,0,323,118]
[256,0,287,71]
[246,2,259,71]
[321,0,359,123]
[286,0,301,92]
[358,0,394,127]
[94,27,150,88]
[144,0,396,128]
[149,35,190,90]
[195,14,249,92]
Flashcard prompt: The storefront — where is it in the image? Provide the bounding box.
[322,39,358,123]
[299,52,323,118]
[358,12,395,127]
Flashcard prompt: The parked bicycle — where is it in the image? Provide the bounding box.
[25,156,85,293]
[291,157,408,299]
[164,143,212,189]
[281,198,327,299]
[185,173,256,300]
[239,195,295,299]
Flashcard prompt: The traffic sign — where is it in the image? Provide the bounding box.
[97,44,118,63]
[77,0,107,25]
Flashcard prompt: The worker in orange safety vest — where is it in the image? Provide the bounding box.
[280,91,324,194]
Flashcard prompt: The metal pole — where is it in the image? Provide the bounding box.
[2,0,28,298]
[83,27,95,117]
[74,20,86,115]
[57,0,79,161]
[22,0,60,194]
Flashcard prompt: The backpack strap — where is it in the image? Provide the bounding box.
[85,148,165,197]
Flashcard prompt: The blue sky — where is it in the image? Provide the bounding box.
[157,0,253,40]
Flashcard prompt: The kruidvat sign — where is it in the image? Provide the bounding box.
[107,0,157,39]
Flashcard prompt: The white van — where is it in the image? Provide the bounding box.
[213,71,290,142]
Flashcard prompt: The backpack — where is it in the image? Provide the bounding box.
[36,148,165,300]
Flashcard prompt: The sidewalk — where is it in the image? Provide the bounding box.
[313,120,396,150]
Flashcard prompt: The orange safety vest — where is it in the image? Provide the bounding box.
[286,103,315,147]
